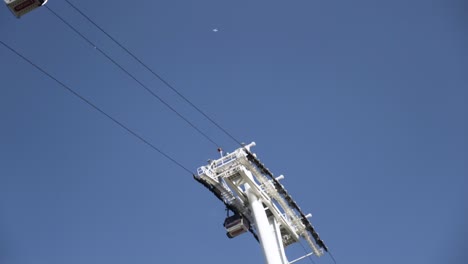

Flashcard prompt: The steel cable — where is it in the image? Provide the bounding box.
[0,40,194,175]
[63,0,243,147]
[45,5,220,148]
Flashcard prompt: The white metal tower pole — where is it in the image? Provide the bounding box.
[270,216,289,264]
[245,171,288,264]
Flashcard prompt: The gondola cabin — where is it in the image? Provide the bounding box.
[4,0,47,18]
[224,214,250,238]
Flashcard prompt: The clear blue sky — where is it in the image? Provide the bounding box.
[0,0,466,264]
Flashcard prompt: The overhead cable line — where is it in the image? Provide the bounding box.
[0,40,194,175]
[298,240,317,264]
[63,0,243,147]
[44,5,220,148]
[328,250,338,264]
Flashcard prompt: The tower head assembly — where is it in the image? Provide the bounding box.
[194,142,328,263]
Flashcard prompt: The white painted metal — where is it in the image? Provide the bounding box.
[245,177,288,264]
[270,213,289,264]
[289,252,314,264]
[195,142,327,264]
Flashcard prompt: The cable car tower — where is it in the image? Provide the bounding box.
[195,142,329,264]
